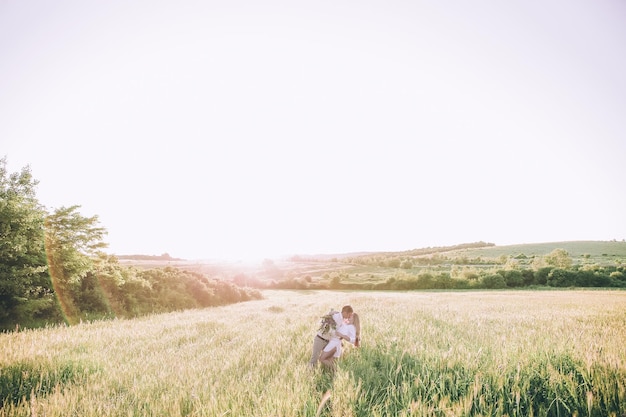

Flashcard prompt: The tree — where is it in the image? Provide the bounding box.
[544,249,573,269]
[329,273,342,289]
[534,267,552,285]
[0,158,50,328]
[547,268,576,287]
[504,270,524,287]
[481,273,506,289]
[44,205,108,323]
[400,259,413,269]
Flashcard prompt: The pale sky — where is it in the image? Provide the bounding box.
[2,1,625,261]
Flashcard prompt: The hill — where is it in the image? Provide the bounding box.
[445,240,626,262]
[117,240,626,290]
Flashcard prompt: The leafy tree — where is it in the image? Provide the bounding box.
[521,269,535,286]
[534,267,552,285]
[544,248,573,269]
[547,268,577,287]
[44,205,107,323]
[415,272,434,289]
[573,269,610,287]
[609,271,626,287]
[0,158,50,328]
[399,259,413,269]
[481,274,506,289]
[329,273,342,289]
[504,270,524,287]
[432,272,454,289]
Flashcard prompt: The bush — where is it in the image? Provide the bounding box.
[504,270,524,287]
[534,267,552,285]
[481,274,506,289]
[547,269,577,287]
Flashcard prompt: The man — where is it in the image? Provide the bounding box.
[319,313,357,372]
[309,305,353,368]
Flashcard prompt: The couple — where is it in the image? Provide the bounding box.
[309,305,360,370]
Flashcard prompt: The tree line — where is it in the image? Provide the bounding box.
[258,262,626,291]
[243,247,626,291]
[0,158,260,331]
[337,263,626,290]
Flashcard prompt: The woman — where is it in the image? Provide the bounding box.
[319,314,357,370]
[353,312,361,347]
[309,306,354,368]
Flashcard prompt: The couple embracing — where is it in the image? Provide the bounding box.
[309,305,361,370]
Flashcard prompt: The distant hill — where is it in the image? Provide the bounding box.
[110,240,626,289]
[289,241,495,261]
[115,253,185,261]
[447,240,626,260]
[114,241,626,268]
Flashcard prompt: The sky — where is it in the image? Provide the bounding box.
[2,0,625,261]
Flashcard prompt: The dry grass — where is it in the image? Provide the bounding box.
[1,290,625,416]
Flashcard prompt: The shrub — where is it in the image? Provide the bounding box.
[481,274,506,289]
[504,270,524,287]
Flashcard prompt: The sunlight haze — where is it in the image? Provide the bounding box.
[2,0,625,260]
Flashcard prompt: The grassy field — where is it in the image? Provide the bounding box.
[116,241,626,286]
[1,289,625,416]
[448,240,626,262]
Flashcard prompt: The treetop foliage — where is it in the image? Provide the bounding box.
[0,158,260,331]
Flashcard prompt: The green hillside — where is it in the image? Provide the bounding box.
[448,240,626,262]
[117,240,626,291]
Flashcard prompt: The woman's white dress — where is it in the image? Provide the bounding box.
[323,322,356,358]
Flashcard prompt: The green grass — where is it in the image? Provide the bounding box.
[1,290,625,416]
[0,360,90,405]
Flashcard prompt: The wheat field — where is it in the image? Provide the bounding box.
[1,290,625,416]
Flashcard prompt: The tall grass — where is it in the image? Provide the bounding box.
[1,290,625,416]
